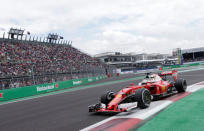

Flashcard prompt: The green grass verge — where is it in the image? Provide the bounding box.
[134,88,204,131]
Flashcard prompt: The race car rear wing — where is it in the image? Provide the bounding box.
[159,70,178,81]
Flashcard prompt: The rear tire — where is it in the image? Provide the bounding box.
[100,91,115,105]
[175,79,187,93]
[134,88,151,109]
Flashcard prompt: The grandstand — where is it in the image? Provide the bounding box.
[181,47,204,63]
[0,28,109,90]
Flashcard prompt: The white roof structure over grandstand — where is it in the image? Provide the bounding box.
[94,52,171,57]
[182,47,204,54]
[94,52,116,57]
[134,58,178,63]
[94,52,131,57]
[106,61,133,64]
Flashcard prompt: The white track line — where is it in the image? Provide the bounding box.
[187,83,204,92]
[80,101,172,131]
[132,101,172,120]
[80,117,115,131]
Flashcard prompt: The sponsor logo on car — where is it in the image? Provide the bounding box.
[36,84,55,92]
[116,94,122,98]
[161,85,166,91]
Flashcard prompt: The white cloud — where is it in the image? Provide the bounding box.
[1,0,204,55]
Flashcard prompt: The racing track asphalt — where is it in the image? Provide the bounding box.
[0,70,204,131]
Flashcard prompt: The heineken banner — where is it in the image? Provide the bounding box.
[0,75,106,102]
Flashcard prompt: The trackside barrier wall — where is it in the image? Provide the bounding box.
[0,76,106,102]
[162,62,204,70]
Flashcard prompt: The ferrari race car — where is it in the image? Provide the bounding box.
[89,70,187,113]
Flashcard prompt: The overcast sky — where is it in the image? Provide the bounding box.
[1,0,204,55]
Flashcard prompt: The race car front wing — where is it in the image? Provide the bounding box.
[89,102,138,113]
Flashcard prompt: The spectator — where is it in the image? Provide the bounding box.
[0,41,105,89]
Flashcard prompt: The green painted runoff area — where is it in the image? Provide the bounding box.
[135,88,204,131]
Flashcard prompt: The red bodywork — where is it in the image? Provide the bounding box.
[90,70,178,112]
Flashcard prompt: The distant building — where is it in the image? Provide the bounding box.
[94,52,176,72]
[94,52,134,69]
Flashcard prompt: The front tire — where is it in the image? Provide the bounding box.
[175,79,187,93]
[134,88,151,109]
[100,91,115,105]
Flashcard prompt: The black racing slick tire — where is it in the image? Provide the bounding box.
[175,79,187,93]
[134,88,151,109]
[100,91,115,105]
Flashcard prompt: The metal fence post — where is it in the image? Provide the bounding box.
[32,64,35,85]
[70,62,73,79]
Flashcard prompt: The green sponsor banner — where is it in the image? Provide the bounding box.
[0,75,106,102]
[0,83,58,101]
[162,62,203,70]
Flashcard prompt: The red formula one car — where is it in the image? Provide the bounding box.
[89,70,187,113]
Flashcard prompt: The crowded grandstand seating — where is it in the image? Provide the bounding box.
[183,57,204,63]
[0,41,105,89]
